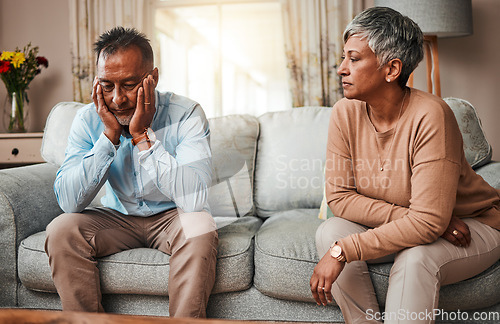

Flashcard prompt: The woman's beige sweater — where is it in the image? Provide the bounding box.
[326,88,500,263]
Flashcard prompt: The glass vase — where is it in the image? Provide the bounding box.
[7,91,28,133]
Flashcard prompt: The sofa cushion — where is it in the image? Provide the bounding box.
[41,102,85,167]
[444,97,492,169]
[254,107,332,217]
[18,216,262,296]
[476,161,500,189]
[318,191,335,220]
[254,209,322,302]
[254,210,500,310]
[208,114,259,217]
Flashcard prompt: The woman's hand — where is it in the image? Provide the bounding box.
[441,215,471,247]
[310,252,345,306]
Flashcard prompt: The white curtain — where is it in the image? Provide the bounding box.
[281,0,362,107]
[69,0,153,103]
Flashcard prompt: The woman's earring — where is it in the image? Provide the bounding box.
[387,78,391,83]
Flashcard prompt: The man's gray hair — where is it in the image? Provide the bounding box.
[94,26,153,67]
[343,6,424,88]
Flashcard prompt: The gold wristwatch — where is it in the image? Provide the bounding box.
[330,242,346,262]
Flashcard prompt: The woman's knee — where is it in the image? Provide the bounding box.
[391,245,437,279]
[317,217,345,239]
[316,217,367,255]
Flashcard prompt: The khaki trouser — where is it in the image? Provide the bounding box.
[45,207,218,318]
[316,217,500,324]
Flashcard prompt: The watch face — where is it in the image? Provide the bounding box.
[331,245,342,258]
[147,127,157,142]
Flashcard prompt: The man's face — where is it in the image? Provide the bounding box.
[96,46,152,125]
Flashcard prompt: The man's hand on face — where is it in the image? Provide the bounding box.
[129,74,156,138]
[92,77,122,145]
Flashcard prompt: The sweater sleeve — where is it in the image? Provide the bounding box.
[339,158,460,262]
[329,97,463,262]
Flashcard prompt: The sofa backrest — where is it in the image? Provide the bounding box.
[41,97,492,218]
[208,114,259,217]
[444,97,492,169]
[254,107,332,218]
[42,102,85,167]
[41,101,259,217]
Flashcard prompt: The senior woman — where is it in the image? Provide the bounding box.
[310,6,500,324]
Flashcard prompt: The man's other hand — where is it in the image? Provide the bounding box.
[92,77,122,145]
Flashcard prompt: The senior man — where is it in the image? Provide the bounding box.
[45,27,217,318]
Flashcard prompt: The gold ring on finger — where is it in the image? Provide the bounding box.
[452,230,459,236]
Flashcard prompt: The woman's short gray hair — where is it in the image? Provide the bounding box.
[344,7,424,88]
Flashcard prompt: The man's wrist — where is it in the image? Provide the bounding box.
[131,131,148,146]
[136,138,153,150]
[132,127,156,150]
[103,129,121,145]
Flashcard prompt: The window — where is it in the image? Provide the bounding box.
[154,0,290,118]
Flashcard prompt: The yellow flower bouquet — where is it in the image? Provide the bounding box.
[0,43,48,132]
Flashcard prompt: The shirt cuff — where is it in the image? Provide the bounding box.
[138,140,161,161]
[85,132,119,160]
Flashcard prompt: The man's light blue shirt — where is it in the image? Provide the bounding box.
[54,91,212,216]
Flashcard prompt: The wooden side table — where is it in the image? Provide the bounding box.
[0,132,45,168]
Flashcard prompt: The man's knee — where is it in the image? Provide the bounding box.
[46,213,80,239]
[178,210,217,240]
[45,213,86,253]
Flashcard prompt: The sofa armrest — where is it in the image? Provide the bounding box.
[475,161,500,189]
[0,163,61,307]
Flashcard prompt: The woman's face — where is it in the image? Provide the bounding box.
[337,36,387,101]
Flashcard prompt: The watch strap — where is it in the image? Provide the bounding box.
[131,129,149,146]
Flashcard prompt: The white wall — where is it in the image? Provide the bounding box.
[1,0,499,160]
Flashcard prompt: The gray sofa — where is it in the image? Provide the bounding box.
[1,97,499,322]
